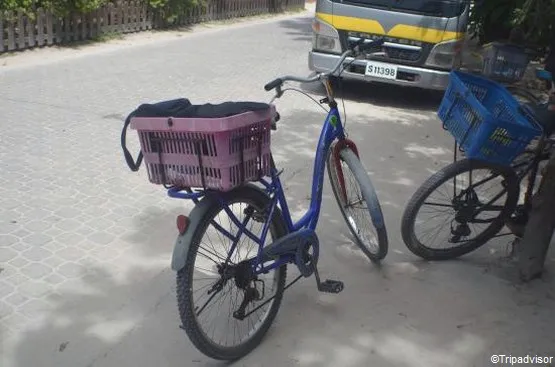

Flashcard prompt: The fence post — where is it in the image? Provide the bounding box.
[132,1,137,31]
[72,13,79,41]
[45,11,53,45]
[81,13,87,40]
[56,16,63,44]
[109,3,116,33]
[132,1,138,31]
[145,4,152,29]
[120,2,126,33]
[139,2,145,30]
[36,8,44,46]
[88,10,95,38]
[96,7,102,36]
[26,13,35,48]
[124,1,131,33]
[7,11,15,51]
[101,4,109,34]
[128,1,133,31]
[64,14,69,42]
[17,11,25,49]
[124,1,130,32]
[0,13,4,53]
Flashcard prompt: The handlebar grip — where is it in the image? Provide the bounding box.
[264,78,283,91]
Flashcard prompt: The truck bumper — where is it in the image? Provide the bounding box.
[309,51,450,91]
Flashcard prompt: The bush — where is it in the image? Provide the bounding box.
[147,0,203,25]
[0,0,109,16]
[469,0,554,54]
[0,0,201,21]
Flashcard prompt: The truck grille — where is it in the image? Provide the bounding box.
[342,31,433,66]
[386,48,421,62]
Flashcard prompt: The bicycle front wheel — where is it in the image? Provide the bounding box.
[327,145,388,262]
[401,159,520,261]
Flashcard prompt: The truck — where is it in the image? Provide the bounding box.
[308,0,471,91]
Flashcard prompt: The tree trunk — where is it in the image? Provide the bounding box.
[517,153,555,281]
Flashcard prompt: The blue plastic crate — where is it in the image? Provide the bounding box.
[481,42,529,83]
[437,71,542,166]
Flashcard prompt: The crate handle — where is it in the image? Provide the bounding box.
[194,140,207,190]
[442,91,463,131]
[231,124,268,186]
[121,115,143,172]
[459,109,480,152]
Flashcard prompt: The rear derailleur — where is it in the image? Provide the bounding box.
[232,261,265,320]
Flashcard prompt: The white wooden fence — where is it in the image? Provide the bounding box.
[1,0,305,52]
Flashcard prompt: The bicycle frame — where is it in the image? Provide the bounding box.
[168,104,350,275]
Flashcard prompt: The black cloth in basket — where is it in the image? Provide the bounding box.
[121,98,272,172]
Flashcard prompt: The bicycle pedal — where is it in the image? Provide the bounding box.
[317,279,344,294]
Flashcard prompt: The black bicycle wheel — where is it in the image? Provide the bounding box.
[327,144,388,261]
[401,159,519,261]
[176,185,288,361]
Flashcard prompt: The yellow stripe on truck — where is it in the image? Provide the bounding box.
[316,12,463,43]
[316,12,385,34]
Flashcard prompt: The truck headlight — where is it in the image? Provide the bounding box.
[425,39,463,69]
[312,17,341,54]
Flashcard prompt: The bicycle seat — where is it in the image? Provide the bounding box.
[524,103,555,135]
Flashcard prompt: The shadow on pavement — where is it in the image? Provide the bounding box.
[8,264,182,367]
[278,16,313,42]
[301,78,444,112]
[8,111,555,367]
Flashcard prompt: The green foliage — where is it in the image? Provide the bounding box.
[0,0,108,15]
[469,0,555,52]
[146,0,204,24]
[0,0,201,21]
[0,0,34,13]
[511,0,555,49]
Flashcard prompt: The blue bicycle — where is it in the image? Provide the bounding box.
[166,39,388,360]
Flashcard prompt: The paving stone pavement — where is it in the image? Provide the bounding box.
[2,6,555,367]
[0,9,328,365]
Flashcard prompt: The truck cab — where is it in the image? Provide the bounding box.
[308,0,470,90]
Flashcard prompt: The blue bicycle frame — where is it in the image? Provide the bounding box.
[168,104,345,275]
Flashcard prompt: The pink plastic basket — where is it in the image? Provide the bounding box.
[130,105,274,192]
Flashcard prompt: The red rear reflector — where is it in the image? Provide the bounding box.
[176,215,189,235]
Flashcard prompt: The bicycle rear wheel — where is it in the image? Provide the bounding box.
[176,186,287,360]
[327,144,388,261]
[401,159,520,260]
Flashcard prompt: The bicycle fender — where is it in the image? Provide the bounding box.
[332,139,360,202]
[170,183,272,272]
[170,195,214,272]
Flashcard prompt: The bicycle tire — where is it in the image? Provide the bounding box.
[401,159,520,261]
[176,185,288,361]
[327,145,388,261]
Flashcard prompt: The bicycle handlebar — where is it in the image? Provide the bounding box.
[264,38,385,92]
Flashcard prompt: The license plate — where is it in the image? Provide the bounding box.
[365,61,398,80]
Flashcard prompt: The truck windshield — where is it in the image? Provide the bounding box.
[344,0,467,17]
